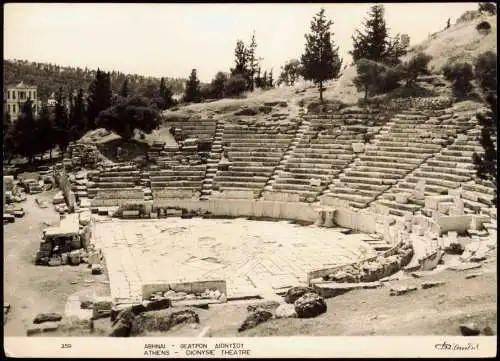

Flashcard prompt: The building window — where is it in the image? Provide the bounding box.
[33,91,36,99]
[7,91,10,99]
[12,91,16,100]
[28,91,31,99]
[8,104,11,112]
[12,104,16,113]
[19,92,25,100]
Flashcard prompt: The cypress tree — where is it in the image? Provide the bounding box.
[86,68,112,130]
[350,4,389,63]
[184,69,201,103]
[301,8,343,103]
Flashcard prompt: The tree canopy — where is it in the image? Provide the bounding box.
[95,96,161,139]
[301,8,343,103]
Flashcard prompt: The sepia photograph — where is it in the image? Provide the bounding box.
[3,2,497,358]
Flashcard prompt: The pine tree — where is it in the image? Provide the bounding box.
[268,69,274,88]
[86,68,112,130]
[36,104,56,160]
[211,72,228,99]
[120,78,129,97]
[71,89,86,139]
[54,88,71,155]
[350,4,389,63]
[247,31,258,91]
[184,69,201,103]
[231,40,248,78]
[255,67,262,89]
[473,93,497,204]
[261,70,268,89]
[12,99,38,163]
[3,112,16,164]
[301,8,343,103]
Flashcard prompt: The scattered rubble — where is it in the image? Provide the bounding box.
[459,322,480,336]
[389,285,418,296]
[246,300,281,313]
[421,280,446,289]
[275,303,297,319]
[465,272,483,279]
[238,310,273,332]
[33,312,63,324]
[283,286,317,304]
[294,292,327,318]
[27,321,61,336]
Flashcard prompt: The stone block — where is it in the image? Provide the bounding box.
[389,285,418,296]
[352,142,364,153]
[91,264,104,275]
[26,321,61,336]
[33,312,63,324]
[421,280,446,289]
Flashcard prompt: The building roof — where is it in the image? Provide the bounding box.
[6,81,37,89]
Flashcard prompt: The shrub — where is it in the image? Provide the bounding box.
[474,51,497,93]
[478,2,497,15]
[456,10,481,24]
[224,74,247,97]
[199,84,214,100]
[442,61,474,99]
[353,59,402,98]
[377,66,403,93]
[400,52,433,85]
[476,21,492,34]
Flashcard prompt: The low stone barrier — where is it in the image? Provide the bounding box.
[306,239,414,285]
[152,199,318,223]
[142,280,227,300]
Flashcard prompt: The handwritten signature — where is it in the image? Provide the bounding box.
[435,341,479,351]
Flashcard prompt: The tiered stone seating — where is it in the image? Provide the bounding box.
[369,113,478,216]
[266,109,381,202]
[165,116,217,141]
[89,163,144,206]
[150,144,207,199]
[211,119,299,198]
[321,109,454,209]
[462,179,496,214]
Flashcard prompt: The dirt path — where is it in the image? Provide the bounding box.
[3,192,109,336]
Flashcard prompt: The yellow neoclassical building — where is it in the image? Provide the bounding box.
[4,81,41,118]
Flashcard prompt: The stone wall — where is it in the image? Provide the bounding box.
[333,208,378,234]
[387,96,453,111]
[152,199,318,222]
[95,189,144,199]
[306,239,413,284]
[438,214,490,234]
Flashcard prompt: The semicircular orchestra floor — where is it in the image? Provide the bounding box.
[92,218,378,302]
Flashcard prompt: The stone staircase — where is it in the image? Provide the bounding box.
[258,117,312,199]
[321,109,453,209]
[200,119,225,200]
[265,109,380,203]
[210,119,299,198]
[368,114,486,218]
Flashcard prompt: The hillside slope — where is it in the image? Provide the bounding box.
[324,13,497,105]
[405,13,497,72]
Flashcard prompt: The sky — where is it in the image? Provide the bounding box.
[4,2,479,82]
